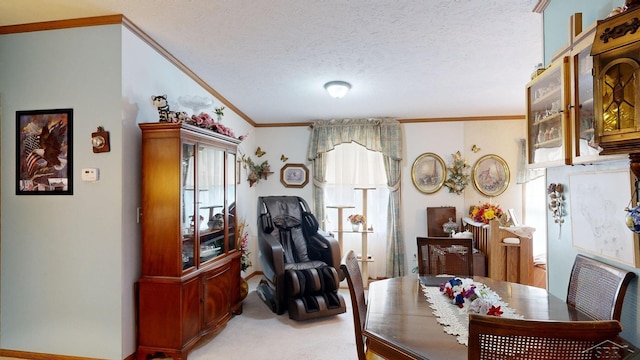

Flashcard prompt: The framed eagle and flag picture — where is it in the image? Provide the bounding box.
[16,108,73,195]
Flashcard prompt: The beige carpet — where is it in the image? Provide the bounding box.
[188,277,359,360]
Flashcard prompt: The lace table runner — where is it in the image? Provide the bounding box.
[421,282,523,346]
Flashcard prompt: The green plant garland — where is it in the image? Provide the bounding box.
[443,151,470,195]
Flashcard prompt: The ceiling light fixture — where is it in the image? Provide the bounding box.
[324,81,351,99]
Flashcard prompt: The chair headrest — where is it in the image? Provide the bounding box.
[261,197,303,229]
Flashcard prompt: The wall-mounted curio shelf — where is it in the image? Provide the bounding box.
[526,58,571,168]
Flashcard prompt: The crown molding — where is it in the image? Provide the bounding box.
[0,14,257,127]
[0,14,123,35]
[532,0,551,14]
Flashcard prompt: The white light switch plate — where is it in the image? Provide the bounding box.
[81,168,99,182]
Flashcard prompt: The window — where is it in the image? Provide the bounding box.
[324,142,388,278]
[524,172,547,262]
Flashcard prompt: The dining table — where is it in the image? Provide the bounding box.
[363,275,597,360]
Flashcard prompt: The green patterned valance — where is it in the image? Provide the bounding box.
[307,118,403,161]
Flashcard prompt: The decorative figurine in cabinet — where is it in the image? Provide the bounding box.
[526,57,571,167]
[591,7,640,156]
[137,122,242,360]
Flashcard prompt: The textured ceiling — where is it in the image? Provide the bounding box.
[1,0,542,124]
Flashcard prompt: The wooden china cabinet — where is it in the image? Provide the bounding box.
[137,122,242,360]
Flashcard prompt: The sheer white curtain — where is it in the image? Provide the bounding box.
[518,139,547,262]
[524,174,547,261]
[324,142,389,279]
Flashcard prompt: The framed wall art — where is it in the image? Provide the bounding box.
[16,108,73,195]
[280,163,309,188]
[508,208,520,227]
[411,152,445,194]
[569,169,640,267]
[472,154,509,197]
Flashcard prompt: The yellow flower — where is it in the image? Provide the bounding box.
[470,202,503,224]
[484,209,495,220]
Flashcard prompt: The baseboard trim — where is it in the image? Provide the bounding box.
[0,349,135,360]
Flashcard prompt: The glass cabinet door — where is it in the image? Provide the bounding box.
[227,152,237,252]
[599,59,639,136]
[572,44,599,161]
[527,58,569,167]
[197,144,225,264]
[182,143,196,271]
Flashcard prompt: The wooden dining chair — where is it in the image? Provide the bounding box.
[416,237,473,276]
[567,254,636,321]
[468,314,624,360]
[340,250,382,360]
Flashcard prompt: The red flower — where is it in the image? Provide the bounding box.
[445,287,455,299]
[487,305,503,316]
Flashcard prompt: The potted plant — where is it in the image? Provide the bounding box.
[348,214,366,232]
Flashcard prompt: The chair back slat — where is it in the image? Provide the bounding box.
[468,314,624,360]
[567,254,636,321]
[417,237,474,276]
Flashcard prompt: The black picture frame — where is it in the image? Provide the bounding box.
[16,108,73,195]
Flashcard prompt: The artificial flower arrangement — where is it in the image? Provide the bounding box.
[152,95,246,141]
[237,219,252,272]
[443,151,470,195]
[241,153,271,186]
[189,112,245,139]
[547,183,565,224]
[470,202,504,224]
[348,214,366,224]
[439,277,503,316]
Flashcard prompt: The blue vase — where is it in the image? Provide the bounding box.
[625,205,640,233]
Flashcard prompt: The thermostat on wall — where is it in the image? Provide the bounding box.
[81,168,99,182]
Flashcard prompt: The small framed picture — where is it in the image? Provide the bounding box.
[472,154,510,197]
[280,163,309,188]
[508,208,519,227]
[16,108,73,195]
[411,152,445,194]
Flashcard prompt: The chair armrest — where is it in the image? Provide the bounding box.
[259,231,285,280]
[309,230,342,278]
[320,229,342,266]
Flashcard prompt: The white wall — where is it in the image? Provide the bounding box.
[244,126,313,274]
[0,26,124,359]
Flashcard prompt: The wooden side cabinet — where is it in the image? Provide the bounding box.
[137,122,242,360]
